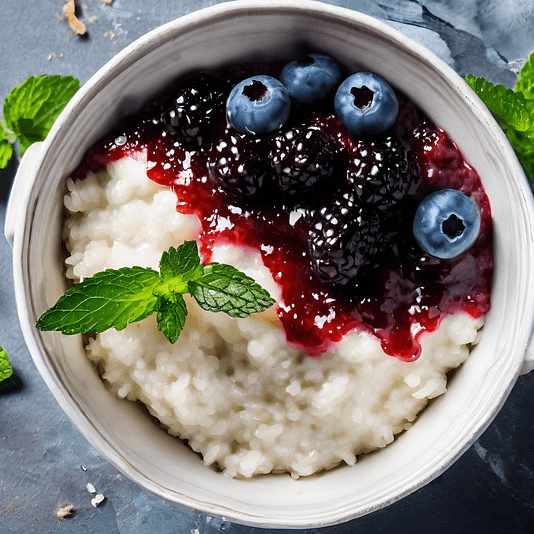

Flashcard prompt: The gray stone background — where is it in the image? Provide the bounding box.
[1,1,534,533]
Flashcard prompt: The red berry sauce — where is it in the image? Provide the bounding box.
[72,65,493,362]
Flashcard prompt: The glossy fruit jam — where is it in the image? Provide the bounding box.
[72,63,493,361]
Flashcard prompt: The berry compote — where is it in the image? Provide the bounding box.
[71,61,493,361]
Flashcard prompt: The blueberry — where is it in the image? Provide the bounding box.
[334,72,399,136]
[279,53,343,105]
[226,75,291,136]
[413,189,480,259]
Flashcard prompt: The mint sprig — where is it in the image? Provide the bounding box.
[0,74,79,168]
[36,241,276,344]
[0,344,13,383]
[466,53,534,180]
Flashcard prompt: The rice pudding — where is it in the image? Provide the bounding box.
[61,56,492,478]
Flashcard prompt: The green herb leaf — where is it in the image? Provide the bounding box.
[465,74,531,131]
[0,74,79,168]
[159,241,203,284]
[156,293,188,344]
[465,52,534,181]
[36,242,275,344]
[36,266,161,335]
[498,119,534,179]
[0,344,13,383]
[515,53,534,100]
[4,75,79,153]
[0,139,13,169]
[189,262,276,318]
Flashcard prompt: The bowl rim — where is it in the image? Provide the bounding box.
[7,0,534,528]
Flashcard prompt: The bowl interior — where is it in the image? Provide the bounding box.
[13,0,534,528]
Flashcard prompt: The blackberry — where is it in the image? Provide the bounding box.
[346,135,418,212]
[383,198,427,263]
[159,72,229,148]
[308,191,384,286]
[208,128,272,199]
[270,125,340,202]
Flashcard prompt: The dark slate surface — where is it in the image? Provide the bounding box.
[1,1,534,532]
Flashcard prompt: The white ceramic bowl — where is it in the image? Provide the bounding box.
[6,0,534,528]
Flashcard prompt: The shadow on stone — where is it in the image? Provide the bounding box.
[0,154,18,204]
[0,368,24,394]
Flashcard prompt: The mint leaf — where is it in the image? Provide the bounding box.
[515,53,534,100]
[155,243,204,302]
[36,242,275,344]
[0,125,14,167]
[0,344,13,382]
[465,74,531,131]
[36,266,161,334]
[0,74,79,168]
[0,139,13,168]
[156,293,188,344]
[466,54,534,181]
[190,263,276,318]
[159,241,202,283]
[4,75,79,154]
[499,120,534,179]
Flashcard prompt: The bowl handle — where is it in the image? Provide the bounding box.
[4,142,43,249]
